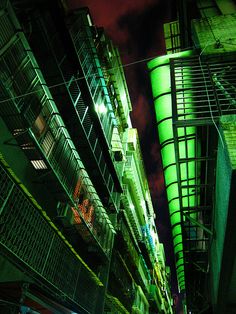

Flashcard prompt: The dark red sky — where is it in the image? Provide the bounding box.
[68,0,181,307]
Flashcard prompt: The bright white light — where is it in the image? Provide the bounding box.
[95,103,107,114]
[31,160,47,169]
[86,14,92,26]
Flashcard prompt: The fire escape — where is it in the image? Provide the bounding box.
[170,53,236,311]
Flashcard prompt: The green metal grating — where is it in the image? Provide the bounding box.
[0,161,103,313]
[68,10,116,145]
[0,0,115,256]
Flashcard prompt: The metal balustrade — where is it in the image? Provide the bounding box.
[171,55,236,124]
[119,219,140,265]
[138,256,151,292]
[0,1,114,256]
[125,155,145,206]
[110,251,134,310]
[105,293,129,314]
[148,285,163,310]
[121,185,142,241]
[73,95,119,210]
[39,120,114,254]
[132,285,150,314]
[0,162,103,313]
[34,11,121,211]
[68,11,116,146]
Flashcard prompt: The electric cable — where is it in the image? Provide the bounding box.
[0,30,234,156]
[0,42,209,105]
[0,54,163,105]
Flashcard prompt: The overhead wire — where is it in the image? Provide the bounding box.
[0,54,161,105]
[0,42,205,106]
[0,14,233,153]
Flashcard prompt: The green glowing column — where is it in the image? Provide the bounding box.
[148,51,195,292]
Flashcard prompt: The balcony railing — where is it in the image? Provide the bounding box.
[148,285,163,311]
[119,219,140,266]
[33,10,121,211]
[124,155,145,214]
[68,19,124,207]
[44,12,121,210]
[0,1,114,256]
[171,54,236,124]
[137,256,151,292]
[109,251,138,311]
[73,93,120,210]
[0,160,104,313]
[132,285,150,314]
[105,293,129,314]
[67,11,116,147]
[121,184,142,241]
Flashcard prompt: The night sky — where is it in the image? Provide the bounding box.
[69,0,181,311]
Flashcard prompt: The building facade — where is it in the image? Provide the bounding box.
[0,0,172,313]
[148,0,236,313]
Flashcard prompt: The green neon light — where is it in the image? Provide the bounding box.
[148,50,195,292]
[148,50,193,70]
[164,165,177,186]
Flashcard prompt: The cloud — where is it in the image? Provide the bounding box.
[68,0,157,31]
[148,170,165,201]
[131,94,152,136]
[150,141,161,165]
[68,0,168,56]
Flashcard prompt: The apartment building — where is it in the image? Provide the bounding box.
[0,1,173,313]
[148,0,236,313]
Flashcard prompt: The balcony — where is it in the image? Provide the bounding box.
[119,218,140,267]
[141,224,156,264]
[67,11,115,142]
[15,6,122,211]
[66,10,123,200]
[137,255,151,292]
[148,285,163,312]
[132,285,149,314]
[0,161,104,314]
[121,184,142,241]
[96,35,132,132]
[105,293,129,314]
[109,250,136,312]
[0,2,114,257]
[124,154,147,225]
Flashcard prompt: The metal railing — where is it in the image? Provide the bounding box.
[119,219,140,266]
[137,256,151,292]
[68,11,116,146]
[125,155,145,205]
[171,55,236,124]
[170,53,236,311]
[0,1,114,256]
[121,184,142,241]
[0,161,103,313]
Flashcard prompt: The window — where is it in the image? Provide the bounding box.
[30,159,47,170]
[33,114,46,137]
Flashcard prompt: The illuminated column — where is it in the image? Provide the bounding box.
[148,50,198,293]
